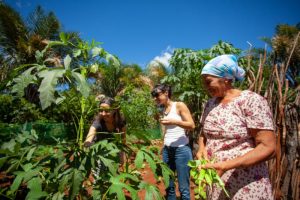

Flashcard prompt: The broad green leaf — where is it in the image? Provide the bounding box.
[10,173,24,193]
[64,55,71,70]
[23,168,42,182]
[205,173,212,188]
[26,147,36,161]
[71,71,90,98]
[0,157,8,168]
[12,67,37,97]
[99,156,117,175]
[134,150,144,169]
[35,50,44,62]
[73,49,81,57]
[59,32,67,43]
[161,164,173,188]
[69,169,84,200]
[109,177,138,200]
[144,153,157,175]
[92,189,101,200]
[58,175,69,193]
[38,69,66,110]
[117,173,139,182]
[139,182,163,200]
[55,96,66,104]
[26,190,48,200]
[105,53,120,66]
[90,64,98,73]
[52,192,64,200]
[22,163,33,172]
[1,139,16,153]
[91,47,102,57]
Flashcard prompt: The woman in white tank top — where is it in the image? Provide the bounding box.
[151,84,195,200]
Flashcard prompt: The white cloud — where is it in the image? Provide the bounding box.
[150,46,174,68]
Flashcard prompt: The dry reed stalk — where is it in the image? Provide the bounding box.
[255,54,263,92]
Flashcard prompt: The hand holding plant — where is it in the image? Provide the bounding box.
[188,159,230,200]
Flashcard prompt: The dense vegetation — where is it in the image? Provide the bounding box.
[0,2,299,200]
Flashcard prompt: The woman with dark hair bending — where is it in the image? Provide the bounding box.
[151,84,195,200]
[84,97,126,146]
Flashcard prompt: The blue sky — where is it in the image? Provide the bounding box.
[6,0,300,68]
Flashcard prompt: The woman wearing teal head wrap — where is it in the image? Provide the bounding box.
[197,55,276,199]
[201,54,245,81]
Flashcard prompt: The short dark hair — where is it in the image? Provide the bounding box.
[151,84,172,98]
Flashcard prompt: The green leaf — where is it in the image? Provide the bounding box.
[71,71,90,98]
[35,50,44,62]
[204,173,212,188]
[161,164,173,188]
[26,177,48,200]
[139,182,163,200]
[109,176,138,200]
[90,64,98,73]
[22,163,33,172]
[52,192,64,200]
[59,32,67,43]
[11,67,37,97]
[0,157,8,168]
[38,69,66,109]
[73,49,81,57]
[144,153,157,175]
[58,175,69,193]
[26,147,36,161]
[26,190,48,200]
[134,150,144,169]
[92,189,101,200]
[64,55,72,70]
[1,139,16,153]
[69,169,84,200]
[99,156,117,175]
[105,53,120,66]
[10,173,24,193]
[91,47,102,57]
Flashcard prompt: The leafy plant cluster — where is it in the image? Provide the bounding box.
[188,159,229,200]
[0,125,173,199]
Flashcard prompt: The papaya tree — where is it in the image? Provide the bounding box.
[9,32,120,148]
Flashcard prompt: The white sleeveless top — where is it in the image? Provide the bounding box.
[163,102,189,147]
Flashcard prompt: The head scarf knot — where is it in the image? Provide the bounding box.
[201,55,245,81]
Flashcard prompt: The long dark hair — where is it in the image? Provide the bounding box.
[97,97,125,131]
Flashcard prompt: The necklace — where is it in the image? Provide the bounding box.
[164,102,173,116]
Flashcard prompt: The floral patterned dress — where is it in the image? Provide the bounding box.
[201,90,274,200]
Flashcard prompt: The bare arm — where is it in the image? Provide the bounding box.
[196,134,208,160]
[160,102,195,130]
[204,129,276,176]
[84,126,97,143]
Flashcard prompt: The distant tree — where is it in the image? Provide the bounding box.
[146,60,169,85]
[271,23,300,86]
[0,2,80,97]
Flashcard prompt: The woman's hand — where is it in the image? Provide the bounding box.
[159,118,178,125]
[196,149,208,160]
[202,162,226,177]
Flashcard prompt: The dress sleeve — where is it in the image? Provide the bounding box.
[243,92,274,130]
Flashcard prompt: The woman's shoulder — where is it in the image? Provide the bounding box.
[175,101,188,109]
[241,90,266,101]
